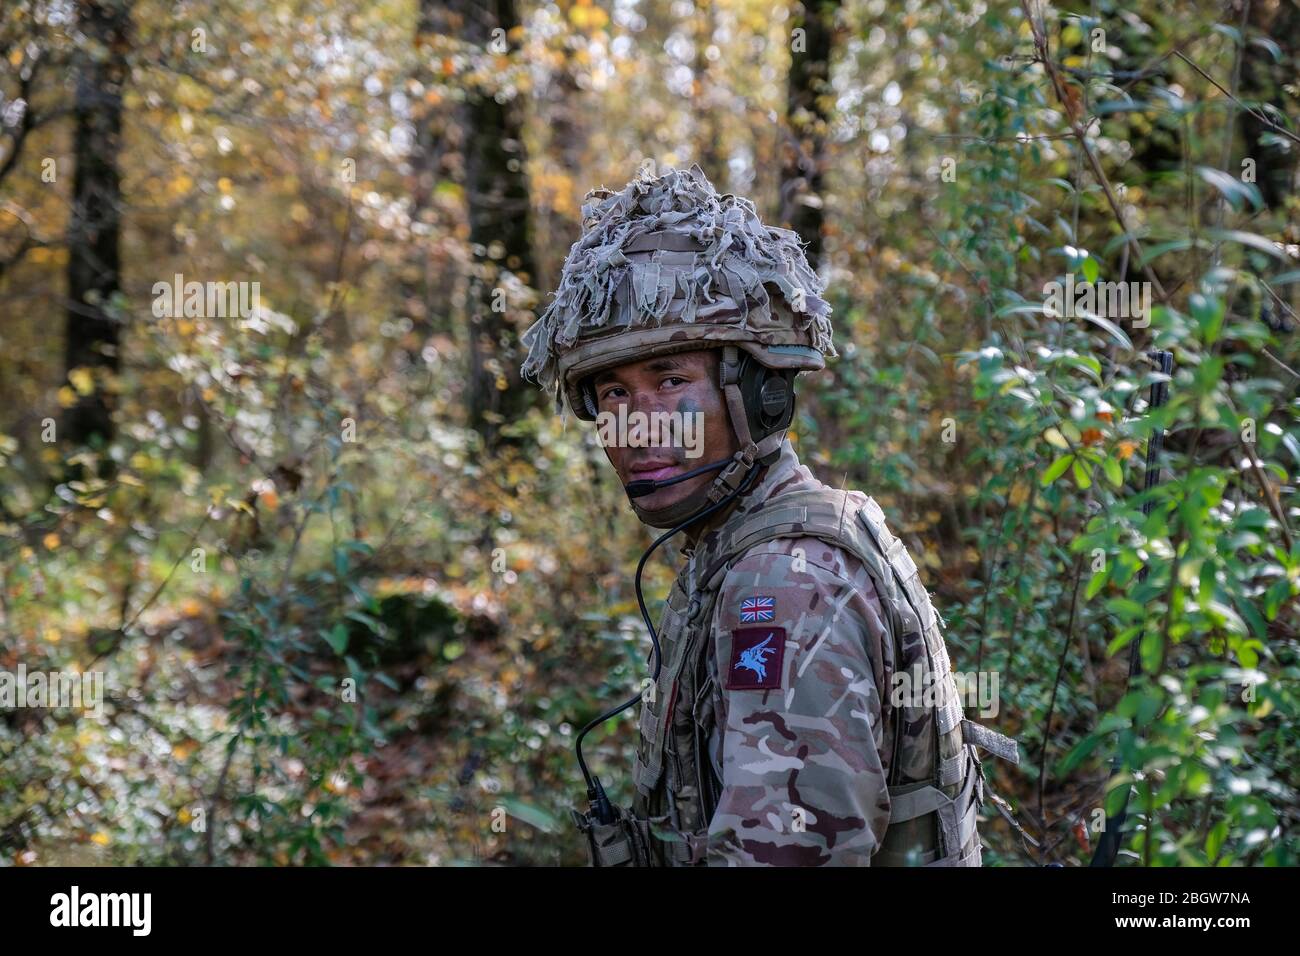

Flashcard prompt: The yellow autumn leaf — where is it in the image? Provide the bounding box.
[68,367,94,396]
[172,740,197,760]
[43,532,60,550]
[57,386,77,408]
[43,627,60,643]
[90,831,110,846]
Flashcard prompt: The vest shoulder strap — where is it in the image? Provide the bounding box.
[690,487,900,619]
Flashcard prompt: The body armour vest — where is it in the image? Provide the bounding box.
[581,480,1020,867]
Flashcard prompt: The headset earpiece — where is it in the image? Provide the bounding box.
[736,353,796,447]
[758,374,791,424]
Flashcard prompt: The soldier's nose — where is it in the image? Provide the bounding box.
[631,390,670,416]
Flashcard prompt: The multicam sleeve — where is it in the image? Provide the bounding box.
[703,543,893,866]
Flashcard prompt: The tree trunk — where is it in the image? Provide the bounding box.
[405,0,458,351]
[779,0,840,275]
[535,35,587,297]
[692,0,725,188]
[452,0,536,451]
[64,0,129,449]
[1240,0,1300,213]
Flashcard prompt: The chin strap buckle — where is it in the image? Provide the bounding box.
[719,345,743,387]
[707,444,758,502]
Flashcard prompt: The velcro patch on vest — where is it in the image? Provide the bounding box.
[739,596,775,622]
[726,627,786,691]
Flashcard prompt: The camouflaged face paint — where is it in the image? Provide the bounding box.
[674,396,705,460]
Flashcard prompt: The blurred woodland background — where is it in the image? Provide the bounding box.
[1,0,1298,866]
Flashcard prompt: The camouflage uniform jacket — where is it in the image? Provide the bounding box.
[623,439,1018,866]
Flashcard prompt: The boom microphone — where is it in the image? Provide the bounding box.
[623,457,730,499]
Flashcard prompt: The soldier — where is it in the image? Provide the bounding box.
[521,164,1019,866]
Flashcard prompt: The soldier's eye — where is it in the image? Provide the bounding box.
[599,386,626,401]
[661,376,686,388]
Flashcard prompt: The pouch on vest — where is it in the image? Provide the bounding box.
[571,803,652,867]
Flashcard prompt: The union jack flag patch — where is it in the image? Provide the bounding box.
[740,596,775,623]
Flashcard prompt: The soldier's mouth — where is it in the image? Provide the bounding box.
[627,461,683,482]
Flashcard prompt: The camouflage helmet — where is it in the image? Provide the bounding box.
[520,163,835,420]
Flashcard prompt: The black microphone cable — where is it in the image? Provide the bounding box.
[623,456,730,499]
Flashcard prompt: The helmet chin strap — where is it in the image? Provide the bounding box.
[627,346,786,529]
